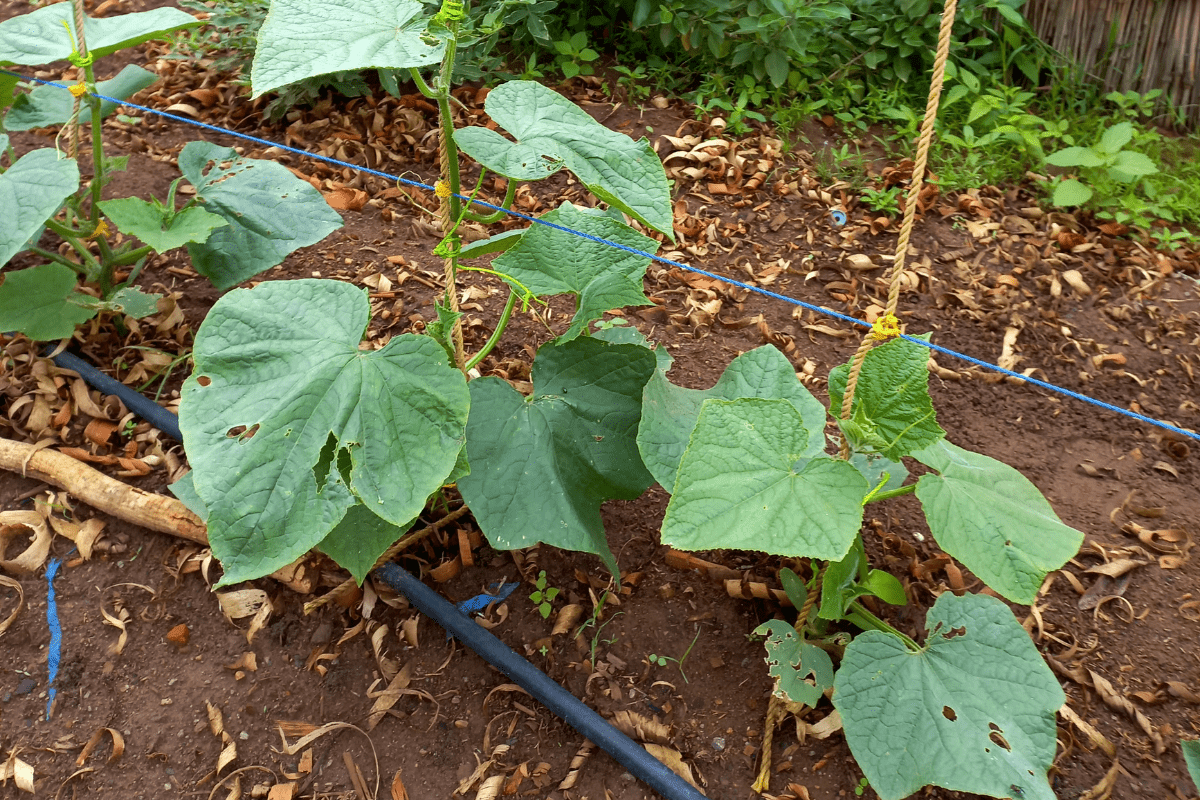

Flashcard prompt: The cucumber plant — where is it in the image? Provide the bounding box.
[0,0,342,339]
[174,2,1083,798]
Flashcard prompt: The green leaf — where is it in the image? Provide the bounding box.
[250,0,443,98]
[1182,739,1200,793]
[661,398,867,560]
[458,337,656,575]
[0,263,96,340]
[424,296,462,365]
[1044,146,1103,168]
[0,148,79,268]
[637,345,827,491]
[849,451,908,493]
[0,4,198,66]
[1099,121,1134,154]
[99,197,227,253]
[753,619,834,707]
[834,592,1063,800]
[491,203,658,342]
[104,286,161,318]
[913,439,1084,604]
[454,81,673,238]
[862,569,907,606]
[318,503,413,584]
[457,228,524,259]
[819,537,868,619]
[178,141,342,290]
[168,471,208,521]
[179,280,469,586]
[827,335,944,461]
[1109,150,1158,180]
[1051,178,1092,207]
[5,64,157,130]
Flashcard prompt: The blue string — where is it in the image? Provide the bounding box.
[45,556,63,721]
[3,69,1198,444]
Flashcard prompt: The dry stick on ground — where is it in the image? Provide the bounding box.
[0,436,315,592]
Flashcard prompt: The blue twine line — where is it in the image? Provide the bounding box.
[45,556,63,721]
[3,69,1198,444]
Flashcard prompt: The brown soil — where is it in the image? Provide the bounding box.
[2,4,1199,799]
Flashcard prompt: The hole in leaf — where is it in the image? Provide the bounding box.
[1005,540,1012,547]
[940,625,967,639]
[197,375,211,387]
[226,423,259,442]
[988,725,1011,751]
[226,425,246,438]
[942,706,957,721]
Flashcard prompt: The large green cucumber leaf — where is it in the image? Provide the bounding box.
[99,197,227,253]
[454,81,673,238]
[828,335,944,460]
[178,280,469,586]
[0,264,97,340]
[250,0,443,98]
[0,148,79,268]
[660,398,867,560]
[491,203,658,342]
[178,141,342,290]
[458,337,656,575]
[913,439,1084,604]
[637,345,827,491]
[834,592,1063,800]
[5,64,157,130]
[0,4,198,66]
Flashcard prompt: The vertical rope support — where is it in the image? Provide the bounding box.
[752,566,824,794]
[837,0,958,459]
[436,132,467,370]
[67,0,89,159]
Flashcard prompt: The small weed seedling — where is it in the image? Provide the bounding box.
[529,570,559,619]
[647,626,701,684]
[574,589,622,667]
[860,185,902,216]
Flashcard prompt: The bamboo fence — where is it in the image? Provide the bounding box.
[1023,0,1200,127]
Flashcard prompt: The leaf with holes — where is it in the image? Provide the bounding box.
[491,203,658,342]
[0,148,79,268]
[5,64,158,130]
[179,280,469,586]
[753,619,834,708]
[178,141,342,290]
[828,335,944,460]
[912,439,1084,604]
[458,336,656,575]
[637,345,827,491]
[249,0,443,98]
[0,263,97,340]
[454,81,673,238]
[0,4,198,66]
[661,398,867,560]
[834,592,1063,800]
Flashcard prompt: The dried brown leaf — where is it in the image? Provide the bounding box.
[0,574,23,637]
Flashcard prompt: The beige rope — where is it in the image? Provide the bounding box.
[67,0,89,159]
[753,566,824,793]
[837,0,959,460]
[437,133,468,371]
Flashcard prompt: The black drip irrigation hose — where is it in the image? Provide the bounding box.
[49,348,183,442]
[52,348,713,800]
[373,563,712,800]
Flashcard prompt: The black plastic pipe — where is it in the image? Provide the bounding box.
[50,349,182,441]
[374,562,712,800]
[53,349,714,800]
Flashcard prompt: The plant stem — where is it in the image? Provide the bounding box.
[434,20,466,371]
[865,482,917,504]
[464,289,517,372]
[27,246,88,273]
[463,179,517,224]
[845,600,921,651]
[409,67,437,98]
[41,218,101,279]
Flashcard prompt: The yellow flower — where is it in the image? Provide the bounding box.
[434,180,452,199]
[68,82,87,98]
